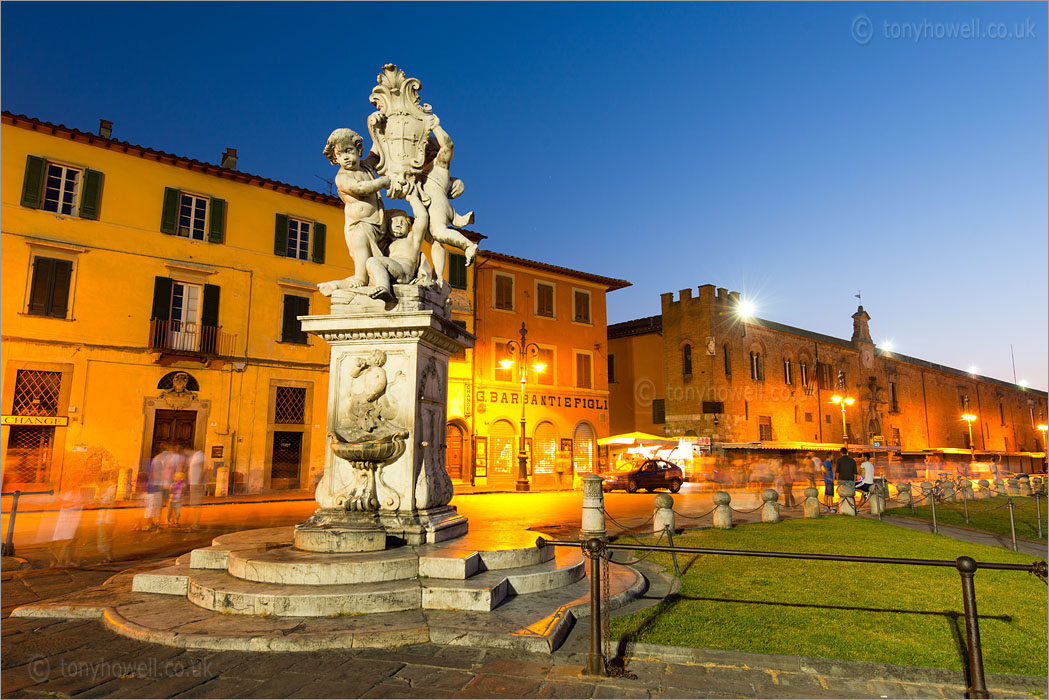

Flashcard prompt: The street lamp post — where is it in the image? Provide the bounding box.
[500,322,546,492]
[1038,424,1048,474]
[962,414,977,461]
[831,395,855,448]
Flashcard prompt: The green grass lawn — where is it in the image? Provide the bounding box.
[884,495,1048,541]
[608,518,1048,677]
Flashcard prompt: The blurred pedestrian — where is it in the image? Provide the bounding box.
[186,448,206,531]
[96,480,116,563]
[50,488,83,567]
[168,472,186,527]
[781,459,796,507]
[132,461,152,531]
[807,452,821,489]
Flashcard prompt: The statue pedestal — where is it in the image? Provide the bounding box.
[299,284,473,546]
[294,508,387,553]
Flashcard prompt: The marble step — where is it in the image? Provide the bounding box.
[227,545,419,585]
[132,564,193,595]
[187,569,422,617]
[421,548,585,611]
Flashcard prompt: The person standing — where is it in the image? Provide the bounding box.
[781,459,796,507]
[808,452,822,489]
[822,453,836,507]
[836,447,858,485]
[858,452,875,494]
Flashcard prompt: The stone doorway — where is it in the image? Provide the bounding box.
[151,410,197,456]
[271,431,303,490]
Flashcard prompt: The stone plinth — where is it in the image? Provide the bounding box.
[299,284,472,545]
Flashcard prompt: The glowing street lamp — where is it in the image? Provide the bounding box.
[501,321,546,492]
[831,395,856,448]
[961,414,977,460]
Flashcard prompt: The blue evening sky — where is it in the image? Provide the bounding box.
[3,2,1046,390]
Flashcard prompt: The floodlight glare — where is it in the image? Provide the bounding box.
[499,359,514,370]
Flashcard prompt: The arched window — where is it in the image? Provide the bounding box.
[783,357,793,385]
[533,421,558,475]
[573,422,595,475]
[490,420,516,478]
[682,344,692,376]
[750,351,764,381]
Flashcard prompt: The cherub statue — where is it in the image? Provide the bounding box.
[317,128,391,296]
[418,117,477,280]
[341,349,392,439]
[363,186,432,303]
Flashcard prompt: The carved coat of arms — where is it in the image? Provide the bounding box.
[368,64,434,199]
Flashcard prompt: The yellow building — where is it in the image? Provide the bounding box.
[1,112,629,496]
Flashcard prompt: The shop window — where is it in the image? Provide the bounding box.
[160,187,226,243]
[21,155,103,220]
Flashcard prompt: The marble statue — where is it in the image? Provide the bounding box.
[318,64,478,303]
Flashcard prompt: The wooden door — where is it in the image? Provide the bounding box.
[152,410,196,456]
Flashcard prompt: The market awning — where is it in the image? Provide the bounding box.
[597,432,678,447]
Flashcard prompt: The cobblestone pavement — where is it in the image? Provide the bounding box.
[3,565,1046,699]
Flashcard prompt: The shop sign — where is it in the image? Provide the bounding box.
[1,415,69,427]
[476,390,608,411]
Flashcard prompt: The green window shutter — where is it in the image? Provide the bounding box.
[200,284,221,354]
[208,198,226,243]
[21,155,46,209]
[48,259,73,318]
[28,258,54,315]
[282,294,311,343]
[311,222,326,263]
[160,188,180,234]
[274,214,289,256]
[78,169,104,220]
[151,277,173,320]
[449,253,467,289]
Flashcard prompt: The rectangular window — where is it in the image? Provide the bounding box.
[891,427,901,446]
[42,164,81,215]
[575,351,592,389]
[800,362,809,387]
[534,347,554,386]
[573,289,591,324]
[607,353,616,384]
[652,398,666,425]
[287,218,311,261]
[450,319,468,360]
[274,386,306,424]
[783,358,793,385]
[816,363,833,390]
[177,193,208,240]
[702,401,724,414]
[494,273,514,311]
[758,416,773,441]
[494,341,512,381]
[723,345,732,376]
[805,412,814,422]
[998,398,1006,426]
[889,381,899,412]
[448,253,468,290]
[535,282,555,318]
[959,394,970,411]
[27,257,73,318]
[281,295,310,344]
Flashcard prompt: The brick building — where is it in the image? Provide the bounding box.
[608,284,1047,473]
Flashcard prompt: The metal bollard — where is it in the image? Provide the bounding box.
[960,478,970,525]
[2,490,22,557]
[1006,498,1017,552]
[1036,493,1043,539]
[583,537,607,676]
[664,525,681,578]
[956,556,989,699]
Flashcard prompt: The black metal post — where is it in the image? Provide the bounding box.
[2,490,21,557]
[1036,493,1043,539]
[584,537,606,676]
[1006,498,1017,552]
[956,556,989,699]
[929,487,938,535]
[665,526,681,578]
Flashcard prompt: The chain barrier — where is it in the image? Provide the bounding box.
[671,506,716,520]
[602,508,655,532]
[729,502,765,514]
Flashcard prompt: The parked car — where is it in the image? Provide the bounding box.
[599,459,684,493]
